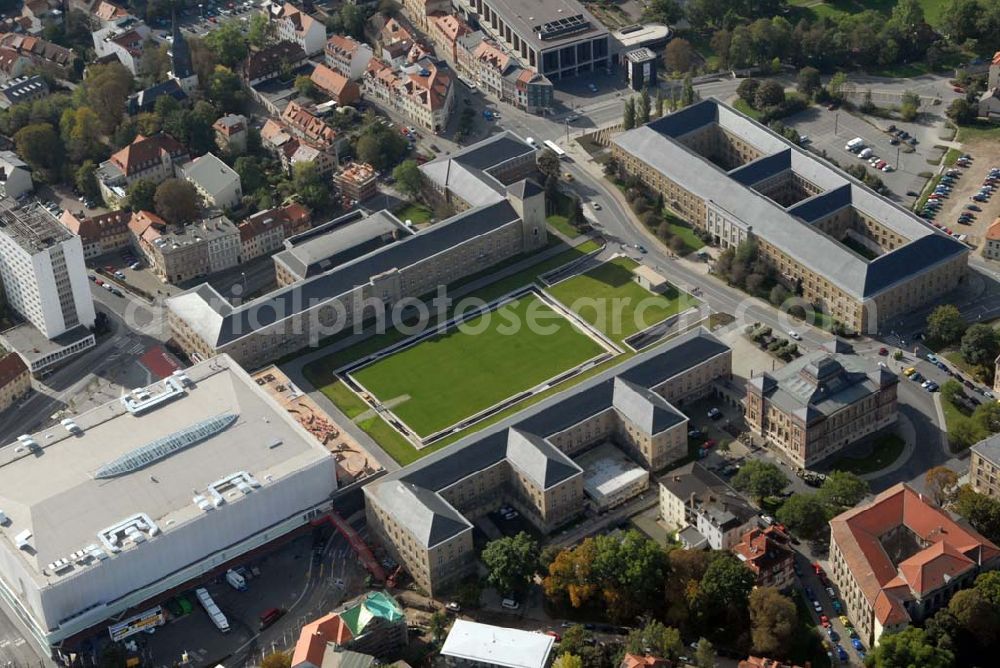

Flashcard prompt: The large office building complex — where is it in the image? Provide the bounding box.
[365,329,731,595]
[453,0,610,80]
[167,133,545,369]
[0,199,96,371]
[612,99,968,333]
[0,355,336,651]
[829,483,1000,647]
[746,340,898,468]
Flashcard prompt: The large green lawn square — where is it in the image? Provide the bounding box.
[547,257,694,343]
[350,294,605,437]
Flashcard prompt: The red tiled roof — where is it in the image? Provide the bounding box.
[621,654,669,668]
[290,613,353,667]
[310,63,358,101]
[326,34,360,56]
[987,218,1000,242]
[830,483,1000,628]
[110,134,187,177]
[993,51,1000,66]
[138,345,182,380]
[128,209,167,242]
[0,352,27,389]
[58,209,130,244]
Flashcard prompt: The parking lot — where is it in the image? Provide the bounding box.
[924,150,1000,253]
[783,106,935,205]
[796,556,868,665]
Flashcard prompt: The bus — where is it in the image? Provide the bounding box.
[543,139,566,158]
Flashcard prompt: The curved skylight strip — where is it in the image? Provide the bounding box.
[95,413,238,479]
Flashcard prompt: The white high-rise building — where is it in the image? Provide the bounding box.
[0,200,95,339]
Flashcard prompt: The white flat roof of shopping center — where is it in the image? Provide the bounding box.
[0,354,330,583]
[441,620,554,668]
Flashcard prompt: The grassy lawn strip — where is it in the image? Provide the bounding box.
[547,214,578,238]
[352,295,605,437]
[394,203,432,225]
[664,211,705,253]
[829,434,905,475]
[956,122,1000,143]
[732,98,763,121]
[944,148,961,166]
[547,257,695,343]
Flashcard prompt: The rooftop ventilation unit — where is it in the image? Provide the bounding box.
[535,15,590,41]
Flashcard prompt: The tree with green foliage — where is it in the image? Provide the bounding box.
[750,587,797,657]
[818,471,868,511]
[776,493,828,539]
[339,4,365,39]
[428,611,448,642]
[664,38,693,73]
[797,66,821,96]
[82,62,132,134]
[248,12,276,48]
[954,486,1000,544]
[947,97,977,125]
[538,148,561,180]
[234,156,267,195]
[828,72,848,99]
[637,88,651,124]
[700,552,755,613]
[482,532,540,596]
[295,75,316,99]
[207,66,246,113]
[60,106,103,163]
[552,654,583,668]
[75,161,100,200]
[624,621,683,661]
[646,0,684,24]
[695,637,716,668]
[205,20,248,68]
[962,323,1000,368]
[731,459,788,501]
[899,89,922,121]
[623,97,635,130]
[292,161,330,210]
[393,159,423,199]
[737,78,760,104]
[681,73,696,107]
[127,179,156,212]
[356,123,409,171]
[926,304,967,345]
[866,626,953,668]
[13,123,63,182]
[154,178,199,224]
[975,400,1000,435]
[260,652,291,668]
[557,625,592,658]
[754,80,785,109]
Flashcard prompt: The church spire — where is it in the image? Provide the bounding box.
[169,10,194,82]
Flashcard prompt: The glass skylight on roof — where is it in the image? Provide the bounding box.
[95,413,237,479]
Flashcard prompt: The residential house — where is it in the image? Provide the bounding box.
[0,34,75,79]
[264,2,326,56]
[829,482,1000,647]
[731,526,796,590]
[428,13,471,63]
[620,655,670,668]
[659,461,759,551]
[0,48,30,82]
[739,658,806,668]
[281,100,337,149]
[91,1,131,28]
[93,19,153,75]
[129,210,240,283]
[213,113,249,154]
[97,133,189,207]
[20,0,63,35]
[979,88,1000,121]
[238,202,312,262]
[58,209,131,259]
[334,162,377,204]
[400,0,451,29]
[0,151,33,200]
[239,41,307,86]
[127,13,196,115]
[471,39,510,100]
[324,34,373,80]
[0,75,48,109]
[0,352,30,414]
[290,592,407,667]
[310,63,361,105]
[362,56,454,133]
[180,153,242,210]
[985,218,1000,262]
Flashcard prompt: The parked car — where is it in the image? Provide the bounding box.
[788,330,801,340]
[707,407,722,420]
[820,615,830,628]
[852,638,864,651]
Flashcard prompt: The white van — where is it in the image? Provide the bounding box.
[845,137,864,151]
[858,148,873,159]
[501,598,520,610]
[525,137,538,148]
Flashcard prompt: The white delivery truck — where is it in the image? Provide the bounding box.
[225,569,247,592]
[195,587,231,633]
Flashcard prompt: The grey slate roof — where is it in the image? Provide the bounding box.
[273,210,408,280]
[727,150,790,186]
[375,480,472,549]
[612,377,685,434]
[614,98,968,299]
[506,429,582,490]
[366,329,727,547]
[419,131,535,207]
[972,433,1000,467]
[169,199,521,347]
[755,346,897,425]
